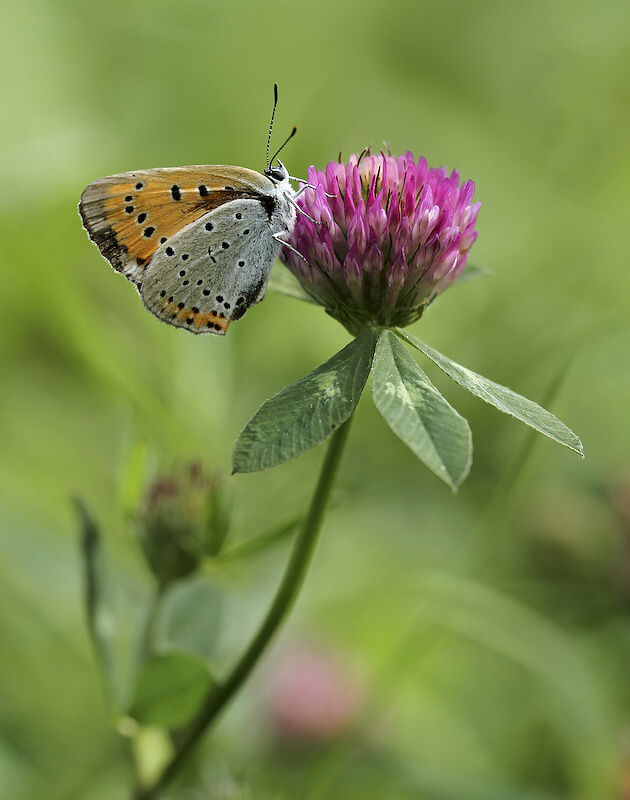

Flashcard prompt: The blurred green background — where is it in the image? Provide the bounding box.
[2,0,630,798]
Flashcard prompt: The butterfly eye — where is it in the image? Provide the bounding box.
[265,166,285,182]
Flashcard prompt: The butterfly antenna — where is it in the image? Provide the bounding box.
[270,126,297,167]
[266,83,279,169]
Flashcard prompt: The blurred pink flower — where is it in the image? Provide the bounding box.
[280,151,480,334]
[264,643,363,743]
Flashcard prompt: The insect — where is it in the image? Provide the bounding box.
[79,86,298,335]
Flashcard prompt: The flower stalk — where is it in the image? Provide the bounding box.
[134,414,356,800]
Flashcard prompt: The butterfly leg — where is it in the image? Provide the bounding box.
[287,195,323,226]
[273,233,313,268]
[292,182,336,200]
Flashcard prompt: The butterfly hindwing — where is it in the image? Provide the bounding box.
[139,198,281,335]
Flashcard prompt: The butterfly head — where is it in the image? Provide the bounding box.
[264,159,290,185]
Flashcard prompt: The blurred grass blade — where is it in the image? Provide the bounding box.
[486,351,581,520]
[218,513,302,562]
[396,329,584,456]
[130,652,213,728]
[232,328,378,473]
[372,331,472,489]
[74,496,118,704]
[118,436,149,519]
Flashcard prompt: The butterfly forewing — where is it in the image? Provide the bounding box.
[79,166,273,282]
[140,199,279,335]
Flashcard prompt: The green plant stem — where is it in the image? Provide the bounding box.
[140,583,167,660]
[135,414,355,800]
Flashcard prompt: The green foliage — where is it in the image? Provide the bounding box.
[158,578,222,663]
[372,331,472,489]
[2,1,630,799]
[232,329,377,472]
[234,323,578,492]
[397,329,583,456]
[130,653,213,728]
[75,496,120,706]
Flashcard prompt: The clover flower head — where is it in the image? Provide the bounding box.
[280,150,480,334]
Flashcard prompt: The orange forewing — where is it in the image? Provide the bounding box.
[79,166,269,280]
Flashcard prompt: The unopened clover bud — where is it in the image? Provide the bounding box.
[137,461,230,587]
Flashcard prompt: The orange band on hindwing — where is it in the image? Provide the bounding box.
[159,296,229,334]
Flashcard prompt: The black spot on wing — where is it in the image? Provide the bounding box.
[230,274,267,321]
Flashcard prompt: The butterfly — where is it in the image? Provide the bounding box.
[79,86,298,335]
